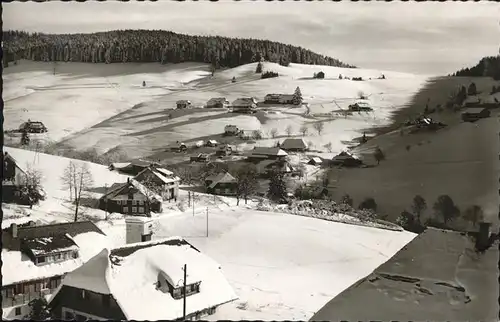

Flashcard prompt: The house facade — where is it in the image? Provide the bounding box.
[207,98,229,108]
[224,125,239,136]
[98,178,163,216]
[133,166,180,202]
[331,152,363,167]
[1,221,107,320]
[48,239,238,321]
[2,152,28,204]
[176,100,191,109]
[232,98,257,114]
[205,172,238,196]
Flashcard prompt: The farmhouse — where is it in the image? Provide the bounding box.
[278,94,295,104]
[133,166,180,201]
[205,140,218,147]
[331,151,363,167]
[249,147,288,161]
[98,178,163,216]
[308,157,323,166]
[1,221,107,320]
[2,152,28,204]
[206,97,229,108]
[205,172,238,196]
[238,130,255,140]
[264,94,281,103]
[48,239,237,321]
[176,100,191,109]
[264,94,298,105]
[109,160,161,176]
[461,108,491,122]
[224,125,239,136]
[261,159,295,175]
[280,138,308,152]
[311,227,498,321]
[168,142,188,153]
[232,98,257,114]
[18,120,48,133]
[190,153,211,163]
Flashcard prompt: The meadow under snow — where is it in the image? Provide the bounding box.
[4,60,431,160]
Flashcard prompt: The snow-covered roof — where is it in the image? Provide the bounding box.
[207,97,228,104]
[135,167,180,185]
[207,140,218,144]
[281,138,307,150]
[252,147,288,157]
[110,162,132,170]
[309,157,323,164]
[101,178,163,202]
[54,238,238,320]
[232,98,257,107]
[2,231,109,286]
[208,172,237,189]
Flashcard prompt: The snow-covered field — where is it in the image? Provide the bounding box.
[3,61,211,144]
[2,147,417,321]
[97,208,416,321]
[4,61,431,159]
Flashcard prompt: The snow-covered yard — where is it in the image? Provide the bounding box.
[96,207,416,321]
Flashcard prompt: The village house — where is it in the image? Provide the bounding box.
[168,141,188,153]
[205,140,219,147]
[231,98,257,114]
[461,107,491,122]
[190,153,211,163]
[216,145,233,157]
[224,125,239,136]
[308,157,323,166]
[133,166,180,201]
[108,160,161,176]
[331,151,363,167]
[1,221,108,320]
[260,159,296,176]
[2,151,28,204]
[264,94,282,103]
[205,172,238,196]
[98,178,163,217]
[238,130,255,140]
[280,138,308,152]
[18,120,48,133]
[264,94,298,105]
[206,97,230,108]
[248,147,288,161]
[48,238,238,321]
[176,100,192,109]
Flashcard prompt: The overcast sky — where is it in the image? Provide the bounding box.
[3,1,500,75]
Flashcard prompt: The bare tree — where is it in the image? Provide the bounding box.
[313,122,324,135]
[300,124,309,136]
[463,205,484,227]
[21,164,45,209]
[137,175,162,215]
[235,165,258,205]
[61,161,94,222]
[252,130,263,140]
[285,125,293,137]
[323,142,333,153]
[270,128,278,139]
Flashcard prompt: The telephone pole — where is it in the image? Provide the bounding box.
[182,264,187,320]
[206,207,209,237]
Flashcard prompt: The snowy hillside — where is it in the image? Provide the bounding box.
[4,61,431,159]
[2,147,131,224]
[3,61,211,144]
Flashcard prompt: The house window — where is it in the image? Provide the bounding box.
[81,289,88,300]
[54,253,61,261]
[15,284,23,295]
[123,207,129,213]
[37,256,46,264]
[141,234,152,242]
[132,200,137,206]
[47,256,54,263]
[15,307,22,316]
[138,207,145,213]
[34,282,41,292]
[72,251,78,259]
[173,288,181,299]
[132,207,137,213]
[138,200,144,205]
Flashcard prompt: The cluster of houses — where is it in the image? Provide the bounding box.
[460,93,498,122]
[174,92,303,114]
[2,219,237,321]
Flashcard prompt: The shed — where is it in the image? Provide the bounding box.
[331,151,363,167]
[461,108,491,122]
[206,98,229,108]
[176,100,191,109]
[308,157,323,166]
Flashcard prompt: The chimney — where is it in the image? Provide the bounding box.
[476,222,492,249]
[11,223,18,238]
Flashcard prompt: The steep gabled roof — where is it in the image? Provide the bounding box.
[100,179,162,202]
[252,147,288,157]
[3,152,27,175]
[208,172,237,189]
[135,167,180,185]
[281,138,307,150]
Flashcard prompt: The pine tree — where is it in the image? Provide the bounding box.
[255,62,263,73]
[293,86,303,105]
[267,170,287,203]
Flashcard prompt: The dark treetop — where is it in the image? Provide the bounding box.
[2,29,355,69]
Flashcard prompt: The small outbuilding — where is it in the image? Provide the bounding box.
[176,100,192,109]
[308,157,323,166]
[461,108,491,122]
[207,97,230,109]
[331,151,363,168]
